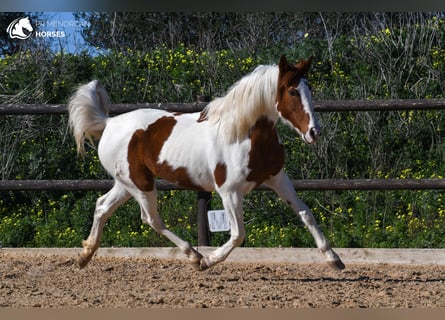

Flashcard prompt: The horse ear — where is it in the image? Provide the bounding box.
[296,55,314,75]
[307,55,314,66]
[279,55,289,74]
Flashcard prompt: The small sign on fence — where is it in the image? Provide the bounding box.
[207,210,231,232]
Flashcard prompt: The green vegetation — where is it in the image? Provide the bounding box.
[1,13,445,249]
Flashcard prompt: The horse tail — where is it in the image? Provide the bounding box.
[68,80,111,155]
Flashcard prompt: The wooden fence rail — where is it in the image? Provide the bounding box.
[2,178,445,191]
[2,98,445,115]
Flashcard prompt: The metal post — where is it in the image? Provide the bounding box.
[196,95,212,246]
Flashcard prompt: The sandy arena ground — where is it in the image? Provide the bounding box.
[1,252,445,308]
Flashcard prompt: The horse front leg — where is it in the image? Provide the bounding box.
[200,191,245,270]
[264,170,345,270]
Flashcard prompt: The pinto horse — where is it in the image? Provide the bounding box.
[68,55,345,271]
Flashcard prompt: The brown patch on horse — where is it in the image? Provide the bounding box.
[246,116,285,185]
[128,129,156,192]
[277,89,310,133]
[214,163,227,187]
[128,116,204,191]
[155,161,205,191]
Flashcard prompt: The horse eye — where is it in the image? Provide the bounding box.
[288,88,299,97]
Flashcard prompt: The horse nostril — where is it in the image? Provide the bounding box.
[309,127,319,139]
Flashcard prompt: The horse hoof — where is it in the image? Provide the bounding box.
[189,254,211,271]
[190,258,210,271]
[327,259,345,271]
[77,250,94,269]
[77,253,93,269]
[199,258,211,271]
[190,262,201,271]
[187,248,206,271]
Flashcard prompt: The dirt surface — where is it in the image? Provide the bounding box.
[1,253,444,308]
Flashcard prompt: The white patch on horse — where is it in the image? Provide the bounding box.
[298,78,320,143]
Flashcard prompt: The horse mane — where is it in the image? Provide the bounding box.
[199,64,279,142]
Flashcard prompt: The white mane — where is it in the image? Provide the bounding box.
[200,64,279,142]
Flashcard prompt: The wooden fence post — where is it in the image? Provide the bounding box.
[196,95,212,246]
[197,191,212,246]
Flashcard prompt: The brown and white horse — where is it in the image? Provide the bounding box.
[68,55,345,271]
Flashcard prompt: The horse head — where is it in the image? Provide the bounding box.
[276,55,320,144]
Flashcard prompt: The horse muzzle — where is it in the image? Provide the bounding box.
[303,126,321,144]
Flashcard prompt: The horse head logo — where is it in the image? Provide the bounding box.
[7,17,34,40]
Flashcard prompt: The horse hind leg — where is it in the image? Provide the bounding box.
[78,182,130,268]
[136,190,205,271]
